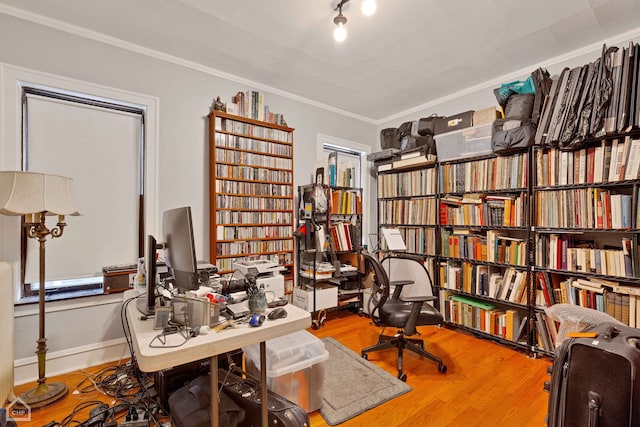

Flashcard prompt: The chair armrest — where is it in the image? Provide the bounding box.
[390,280,413,300]
[390,280,414,287]
[400,295,437,303]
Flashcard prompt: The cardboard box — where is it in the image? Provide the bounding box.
[473,107,501,126]
[293,283,338,312]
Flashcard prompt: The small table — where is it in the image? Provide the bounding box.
[125,295,311,427]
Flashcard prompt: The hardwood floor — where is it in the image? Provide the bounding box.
[11,310,552,426]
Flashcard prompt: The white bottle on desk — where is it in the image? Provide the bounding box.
[134,257,146,292]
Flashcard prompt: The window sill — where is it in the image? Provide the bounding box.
[13,289,128,318]
[15,287,107,306]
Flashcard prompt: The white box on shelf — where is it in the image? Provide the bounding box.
[293,283,338,312]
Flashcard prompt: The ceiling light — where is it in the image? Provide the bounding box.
[333,14,347,42]
[361,0,377,16]
[333,1,348,42]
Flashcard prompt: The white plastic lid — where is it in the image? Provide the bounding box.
[243,330,329,377]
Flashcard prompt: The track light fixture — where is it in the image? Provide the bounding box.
[332,0,377,42]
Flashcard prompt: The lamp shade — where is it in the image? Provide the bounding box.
[0,171,80,216]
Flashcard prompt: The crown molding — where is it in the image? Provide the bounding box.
[0,4,376,125]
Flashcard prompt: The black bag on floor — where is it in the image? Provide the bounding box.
[218,369,310,427]
[546,322,640,427]
[169,374,246,427]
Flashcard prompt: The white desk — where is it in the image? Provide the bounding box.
[125,295,311,427]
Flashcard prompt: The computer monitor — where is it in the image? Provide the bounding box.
[137,234,160,316]
[163,206,199,292]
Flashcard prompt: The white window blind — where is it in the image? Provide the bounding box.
[24,92,143,286]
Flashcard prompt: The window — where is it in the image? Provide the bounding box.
[20,86,147,297]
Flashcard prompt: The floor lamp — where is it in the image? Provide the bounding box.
[0,171,79,409]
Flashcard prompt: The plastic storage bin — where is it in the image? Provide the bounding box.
[435,123,493,161]
[243,330,329,412]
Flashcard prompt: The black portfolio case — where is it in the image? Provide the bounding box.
[434,110,474,134]
[546,322,640,427]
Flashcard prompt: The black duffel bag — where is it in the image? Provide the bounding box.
[400,135,436,156]
[491,117,536,155]
[417,114,444,136]
[380,128,401,150]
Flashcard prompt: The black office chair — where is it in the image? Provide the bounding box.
[361,251,447,381]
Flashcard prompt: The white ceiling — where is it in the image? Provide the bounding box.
[2,0,640,122]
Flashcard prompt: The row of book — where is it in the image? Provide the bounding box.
[535,137,640,187]
[215,239,293,256]
[535,235,634,277]
[378,226,436,255]
[214,133,292,157]
[214,179,293,197]
[226,91,287,127]
[215,225,292,241]
[440,292,526,343]
[440,229,527,266]
[326,151,359,188]
[439,193,526,227]
[439,152,528,194]
[378,198,438,225]
[216,114,291,141]
[330,189,362,215]
[377,167,437,198]
[215,164,292,183]
[214,210,292,225]
[535,187,634,229]
[329,221,359,252]
[215,195,293,210]
[440,262,529,305]
[215,148,293,170]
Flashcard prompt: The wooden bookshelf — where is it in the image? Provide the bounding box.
[208,110,295,294]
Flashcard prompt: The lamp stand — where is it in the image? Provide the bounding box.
[18,213,68,409]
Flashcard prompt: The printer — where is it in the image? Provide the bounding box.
[233,259,285,300]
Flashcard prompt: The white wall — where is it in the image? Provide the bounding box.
[0,12,376,383]
[378,28,640,131]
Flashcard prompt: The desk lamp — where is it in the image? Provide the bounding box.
[0,171,79,408]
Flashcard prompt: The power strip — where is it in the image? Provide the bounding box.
[119,409,149,427]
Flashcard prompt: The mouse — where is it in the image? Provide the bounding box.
[268,307,288,320]
[249,313,266,327]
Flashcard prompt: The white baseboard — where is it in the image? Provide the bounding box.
[14,338,129,386]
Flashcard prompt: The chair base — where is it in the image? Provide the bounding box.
[361,330,447,381]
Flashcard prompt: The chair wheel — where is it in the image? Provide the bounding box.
[438,364,447,374]
[398,372,407,382]
[361,353,368,360]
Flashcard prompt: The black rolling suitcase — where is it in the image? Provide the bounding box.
[546,322,640,427]
[218,369,310,427]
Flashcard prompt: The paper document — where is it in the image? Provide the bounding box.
[381,228,407,251]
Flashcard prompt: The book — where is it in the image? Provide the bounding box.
[392,154,435,169]
[624,138,640,180]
